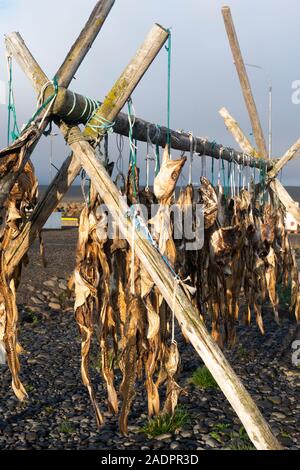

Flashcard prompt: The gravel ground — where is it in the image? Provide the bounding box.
[0,228,299,450]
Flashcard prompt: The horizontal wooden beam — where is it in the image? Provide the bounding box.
[42,85,274,171]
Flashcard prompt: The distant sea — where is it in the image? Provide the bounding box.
[38,185,300,203]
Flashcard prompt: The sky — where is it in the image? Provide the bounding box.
[1,0,300,185]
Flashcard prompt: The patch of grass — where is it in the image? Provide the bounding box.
[237,345,249,359]
[25,384,35,393]
[214,423,231,431]
[142,407,190,438]
[58,291,68,309]
[90,349,120,372]
[277,284,291,309]
[24,310,40,324]
[58,420,76,434]
[210,423,231,444]
[188,366,218,389]
[210,431,224,443]
[228,427,255,450]
[44,405,55,414]
[90,352,101,372]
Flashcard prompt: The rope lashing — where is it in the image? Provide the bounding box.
[165,29,172,153]
[65,126,90,146]
[66,93,99,121]
[6,54,20,145]
[85,111,115,136]
[23,77,59,132]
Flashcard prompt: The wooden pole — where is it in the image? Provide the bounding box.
[6,33,282,452]
[32,84,275,171]
[56,0,115,88]
[222,6,268,159]
[219,106,300,224]
[1,0,115,209]
[267,140,300,180]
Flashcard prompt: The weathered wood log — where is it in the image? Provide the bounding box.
[222,6,268,159]
[1,0,115,210]
[55,0,115,88]
[5,27,282,451]
[267,140,300,180]
[41,85,275,171]
[219,107,259,157]
[219,105,300,222]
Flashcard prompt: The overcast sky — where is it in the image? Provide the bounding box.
[1,0,300,185]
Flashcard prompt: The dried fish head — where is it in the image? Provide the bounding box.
[153,145,186,203]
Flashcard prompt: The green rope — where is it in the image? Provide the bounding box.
[166,29,172,151]
[7,58,20,145]
[211,141,216,187]
[23,77,59,131]
[127,99,137,197]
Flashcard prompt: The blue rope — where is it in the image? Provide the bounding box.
[7,58,20,145]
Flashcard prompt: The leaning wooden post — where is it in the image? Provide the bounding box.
[4,27,282,450]
[219,106,300,224]
[0,0,115,210]
[219,107,259,157]
[5,0,115,94]
[222,6,268,159]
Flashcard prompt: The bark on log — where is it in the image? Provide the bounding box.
[219,107,259,157]
[5,27,282,452]
[42,85,275,171]
[222,6,268,159]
